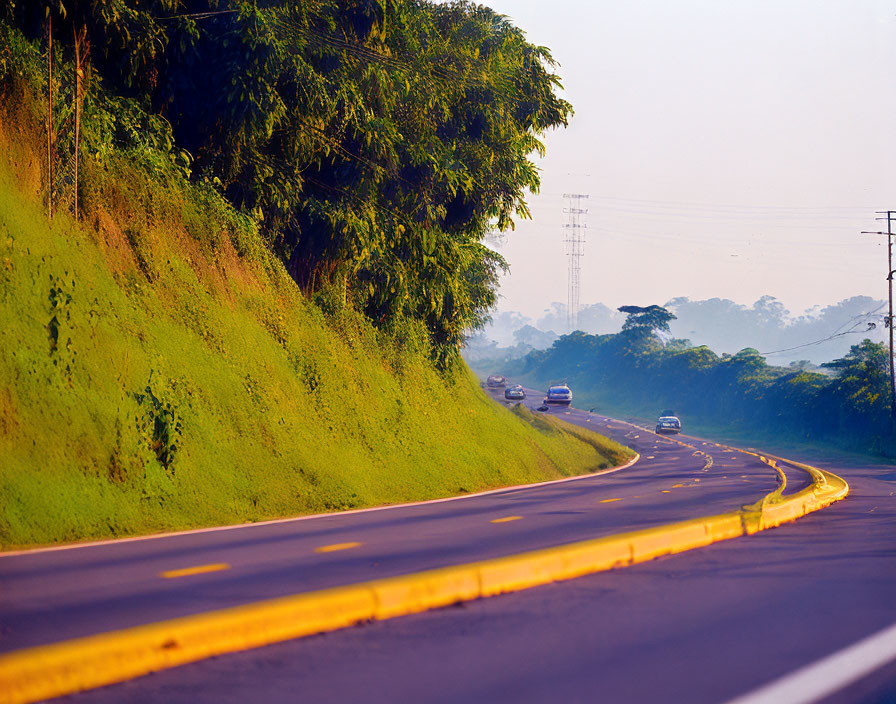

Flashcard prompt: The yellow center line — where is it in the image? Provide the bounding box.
[490,516,523,523]
[314,542,362,553]
[671,484,685,488]
[661,490,672,493]
[599,498,622,503]
[159,563,231,579]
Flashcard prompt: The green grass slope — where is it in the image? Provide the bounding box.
[0,108,631,549]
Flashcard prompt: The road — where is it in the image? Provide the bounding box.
[2,389,894,703]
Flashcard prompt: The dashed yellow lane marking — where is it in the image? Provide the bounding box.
[599,498,622,503]
[661,490,672,493]
[159,563,231,579]
[314,542,362,553]
[672,484,685,488]
[646,455,655,459]
[490,516,523,524]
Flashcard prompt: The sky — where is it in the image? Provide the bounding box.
[475,0,896,326]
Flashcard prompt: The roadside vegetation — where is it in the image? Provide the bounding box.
[487,306,895,459]
[0,7,636,548]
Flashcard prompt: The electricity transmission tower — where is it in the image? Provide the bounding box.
[563,193,589,332]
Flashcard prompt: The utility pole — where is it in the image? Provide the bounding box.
[562,193,588,333]
[862,210,896,419]
[886,210,895,420]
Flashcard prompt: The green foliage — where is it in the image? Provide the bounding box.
[1,2,572,363]
[507,329,895,458]
[618,304,676,335]
[131,374,183,472]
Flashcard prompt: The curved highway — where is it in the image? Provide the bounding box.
[1,389,893,703]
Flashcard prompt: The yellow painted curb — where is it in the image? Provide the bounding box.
[0,453,848,704]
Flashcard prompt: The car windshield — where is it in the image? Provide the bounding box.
[549,387,568,393]
[659,417,679,423]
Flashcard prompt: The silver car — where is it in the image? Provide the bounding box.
[546,384,572,406]
[504,385,526,401]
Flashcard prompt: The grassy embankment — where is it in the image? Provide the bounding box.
[0,97,631,549]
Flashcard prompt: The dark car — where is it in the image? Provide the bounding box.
[504,385,526,401]
[486,375,507,389]
[655,415,682,434]
[545,384,572,406]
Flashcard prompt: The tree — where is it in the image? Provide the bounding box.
[617,305,676,335]
[3,0,573,365]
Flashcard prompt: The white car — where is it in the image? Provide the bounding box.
[546,384,572,406]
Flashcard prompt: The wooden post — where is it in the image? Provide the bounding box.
[46,11,53,219]
[73,26,82,221]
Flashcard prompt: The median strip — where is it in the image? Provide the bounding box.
[0,454,848,704]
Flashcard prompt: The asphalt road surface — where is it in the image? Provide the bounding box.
[2,388,894,703]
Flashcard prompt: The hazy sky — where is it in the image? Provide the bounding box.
[478,0,896,324]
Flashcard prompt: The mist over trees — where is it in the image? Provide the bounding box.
[474,295,886,364]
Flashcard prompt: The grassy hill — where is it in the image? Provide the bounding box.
[0,92,631,549]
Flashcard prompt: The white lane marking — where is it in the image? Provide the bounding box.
[725,621,896,704]
[2,450,642,558]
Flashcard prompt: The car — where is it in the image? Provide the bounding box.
[545,384,572,406]
[504,385,526,401]
[486,375,507,389]
[655,415,682,434]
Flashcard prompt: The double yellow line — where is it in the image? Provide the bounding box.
[0,454,848,704]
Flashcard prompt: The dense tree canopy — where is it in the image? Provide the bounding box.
[512,325,894,457]
[4,0,572,364]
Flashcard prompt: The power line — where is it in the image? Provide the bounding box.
[540,192,876,213]
[758,302,886,356]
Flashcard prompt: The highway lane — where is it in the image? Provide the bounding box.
[60,400,896,704]
[0,394,789,658]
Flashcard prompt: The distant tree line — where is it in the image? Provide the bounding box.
[477,295,886,365]
[3,0,571,365]
[511,306,894,457]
